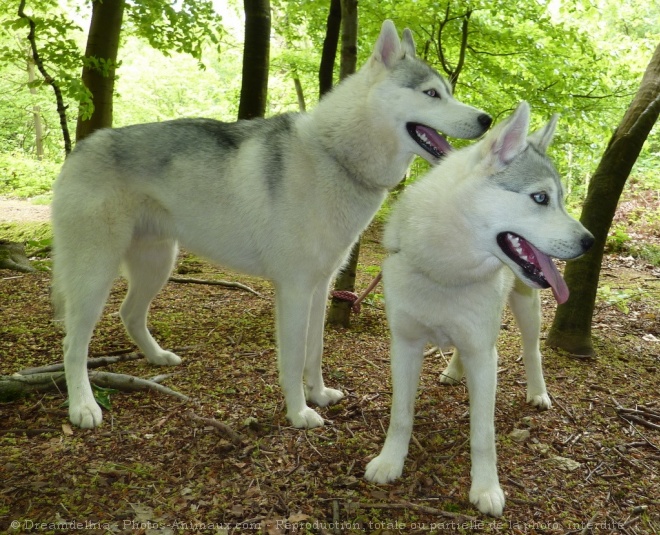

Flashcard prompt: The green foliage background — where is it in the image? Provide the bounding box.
[0,0,657,204]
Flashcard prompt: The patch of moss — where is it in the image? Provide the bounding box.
[0,221,52,243]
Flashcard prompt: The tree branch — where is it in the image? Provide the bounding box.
[466,45,525,57]
[17,0,72,155]
[0,370,189,402]
[436,5,452,77]
[352,501,477,523]
[450,9,471,88]
[168,276,265,298]
[18,351,145,375]
[184,410,245,446]
[89,371,189,400]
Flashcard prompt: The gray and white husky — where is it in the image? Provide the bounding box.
[51,20,491,430]
[364,102,594,516]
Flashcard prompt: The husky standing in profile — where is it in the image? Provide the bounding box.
[51,20,492,430]
[364,102,594,516]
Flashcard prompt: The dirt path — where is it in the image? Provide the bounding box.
[0,196,51,223]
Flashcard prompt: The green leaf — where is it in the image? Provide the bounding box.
[92,384,118,411]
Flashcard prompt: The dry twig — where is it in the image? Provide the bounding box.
[168,276,265,298]
[352,501,477,522]
[184,411,244,446]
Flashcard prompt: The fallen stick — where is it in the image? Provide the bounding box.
[0,370,188,402]
[352,501,477,522]
[89,371,189,401]
[184,411,244,446]
[17,352,145,375]
[17,347,196,376]
[618,413,660,431]
[168,276,265,298]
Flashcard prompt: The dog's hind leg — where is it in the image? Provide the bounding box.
[57,253,122,429]
[119,236,181,366]
[303,277,344,407]
[508,280,551,410]
[439,349,464,385]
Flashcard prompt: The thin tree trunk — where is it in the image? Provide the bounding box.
[18,0,71,156]
[327,0,359,328]
[546,43,660,355]
[319,0,341,98]
[27,55,44,159]
[338,0,357,80]
[293,76,306,111]
[76,0,125,141]
[238,0,271,120]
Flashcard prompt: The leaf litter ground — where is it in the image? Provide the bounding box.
[0,225,658,534]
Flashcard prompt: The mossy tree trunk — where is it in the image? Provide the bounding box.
[546,43,660,355]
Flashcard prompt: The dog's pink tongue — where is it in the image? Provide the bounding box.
[529,242,569,304]
[418,125,452,155]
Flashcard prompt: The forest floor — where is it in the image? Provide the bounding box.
[0,198,659,534]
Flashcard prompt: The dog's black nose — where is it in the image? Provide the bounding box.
[478,114,492,130]
[581,233,595,252]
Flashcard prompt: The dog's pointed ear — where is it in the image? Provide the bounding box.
[484,101,530,168]
[401,28,417,58]
[528,114,559,154]
[373,20,402,68]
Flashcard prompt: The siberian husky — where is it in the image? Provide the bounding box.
[51,20,492,430]
[364,102,594,516]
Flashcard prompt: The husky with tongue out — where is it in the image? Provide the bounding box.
[365,101,594,517]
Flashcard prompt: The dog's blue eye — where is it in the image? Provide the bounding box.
[424,89,440,99]
[531,192,549,205]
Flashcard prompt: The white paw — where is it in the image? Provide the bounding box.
[527,392,552,410]
[469,484,505,517]
[306,386,344,407]
[69,399,103,429]
[287,406,325,428]
[364,455,404,484]
[146,350,182,366]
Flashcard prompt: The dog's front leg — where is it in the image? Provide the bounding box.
[303,278,344,407]
[461,347,505,517]
[274,281,325,428]
[365,333,425,483]
[508,281,551,410]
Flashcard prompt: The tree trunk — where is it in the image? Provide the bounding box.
[27,55,44,159]
[293,75,306,112]
[327,0,359,328]
[546,43,660,355]
[76,0,125,142]
[338,0,357,81]
[318,0,341,98]
[18,0,71,156]
[238,0,271,120]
